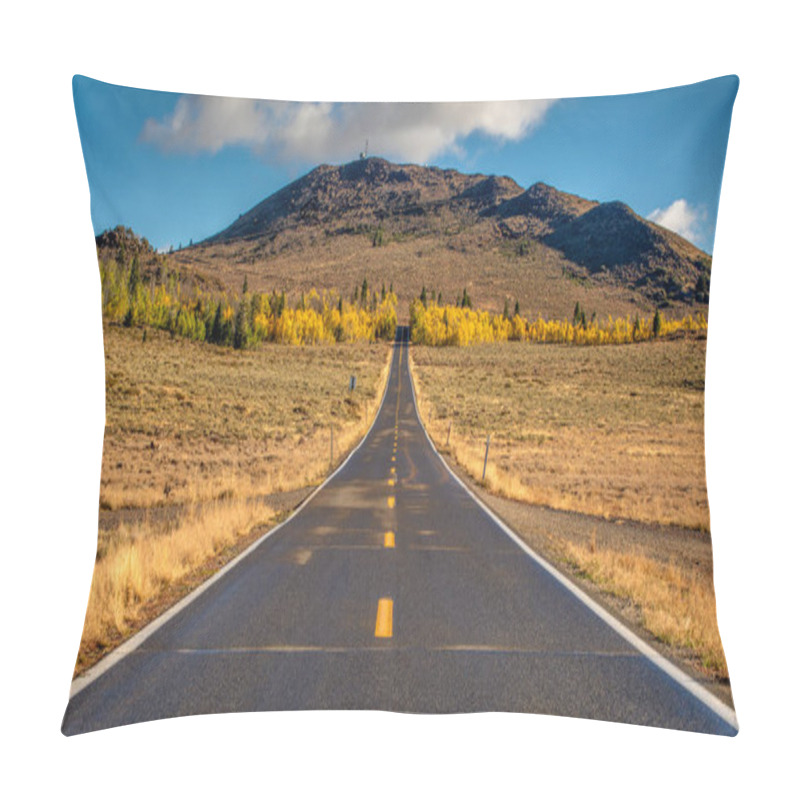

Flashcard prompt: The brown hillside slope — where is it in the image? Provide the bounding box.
[165,157,712,319]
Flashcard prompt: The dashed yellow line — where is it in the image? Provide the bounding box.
[388,478,395,487]
[390,467,396,475]
[384,531,395,548]
[374,597,393,638]
[387,496,395,509]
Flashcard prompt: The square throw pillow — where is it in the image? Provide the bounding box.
[63,75,738,735]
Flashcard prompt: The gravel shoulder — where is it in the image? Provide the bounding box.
[439,452,734,709]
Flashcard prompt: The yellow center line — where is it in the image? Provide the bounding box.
[387,496,395,509]
[391,455,396,462]
[390,467,396,475]
[384,531,395,548]
[388,478,395,487]
[375,597,393,638]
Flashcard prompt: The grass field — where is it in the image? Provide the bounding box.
[78,324,390,672]
[100,324,390,510]
[410,335,709,530]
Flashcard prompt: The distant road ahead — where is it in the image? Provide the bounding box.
[63,327,736,735]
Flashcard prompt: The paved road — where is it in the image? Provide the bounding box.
[63,327,737,735]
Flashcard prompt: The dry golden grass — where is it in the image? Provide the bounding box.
[562,537,727,676]
[77,324,391,672]
[410,337,709,530]
[100,323,390,510]
[81,497,274,669]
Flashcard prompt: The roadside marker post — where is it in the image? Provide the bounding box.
[482,434,491,481]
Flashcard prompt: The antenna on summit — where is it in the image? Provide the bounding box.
[360,139,368,159]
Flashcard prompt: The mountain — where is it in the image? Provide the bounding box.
[170,157,711,318]
[208,158,522,243]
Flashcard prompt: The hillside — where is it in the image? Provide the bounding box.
[96,226,224,292]
[160,157,713,319]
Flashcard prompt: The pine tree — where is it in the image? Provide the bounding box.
[420,286,428,308]
[210,302,224,344]
[128,255,141,296]
[503,298,510,320]
[653,308,663,338]
[233,301,250,349]
[381,282,386,301]
[242,275,249,295]
[361,278,368,307]
[514,299,520,317]
[573,301,581,327]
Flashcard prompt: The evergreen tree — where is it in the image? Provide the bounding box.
[128,255,141,296]
[573,301,582,327]
[420,286,428,308]
[242,275,249,295]
[210,302,224,344]
[695,272,710,303]
[503,298,510,320]
[438,292,443,306]
[361,278,369,307]
[514,299,520,317]
[233,301,250,349]
[653,308,663,338]
[381,282,386,301]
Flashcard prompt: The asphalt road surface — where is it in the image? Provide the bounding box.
[63,327,737,736]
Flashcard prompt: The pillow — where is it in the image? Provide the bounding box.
[63,74,738,736]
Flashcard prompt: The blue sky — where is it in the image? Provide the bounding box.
[73,75,737,254]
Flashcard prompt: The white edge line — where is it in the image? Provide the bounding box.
[406,343,739,733]
[69,337,399,700]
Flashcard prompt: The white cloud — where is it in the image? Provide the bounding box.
[140,96,555,163]
[647,198,706,244]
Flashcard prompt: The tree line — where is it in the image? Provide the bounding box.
[409,297,706,347]
[100,255,397,347]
